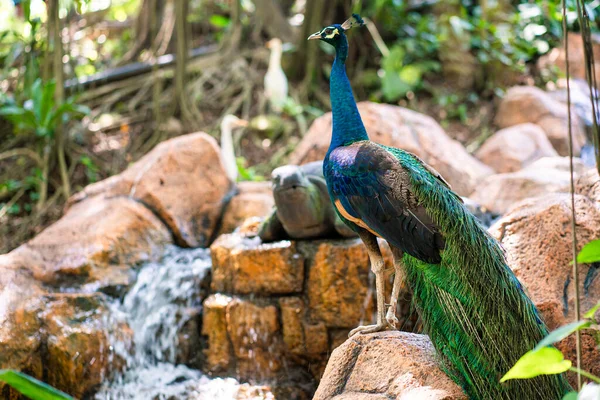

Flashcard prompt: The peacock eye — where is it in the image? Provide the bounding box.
[324,28,333,35]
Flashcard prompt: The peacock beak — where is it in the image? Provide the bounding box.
[307,32,321,40]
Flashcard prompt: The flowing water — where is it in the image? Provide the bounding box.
[95,246,242,400]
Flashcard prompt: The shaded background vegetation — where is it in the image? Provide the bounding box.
[0,0,598,253]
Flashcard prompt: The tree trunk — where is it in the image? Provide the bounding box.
[49,0,70,199]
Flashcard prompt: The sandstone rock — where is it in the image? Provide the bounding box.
[303,239,373,329]
[289,102,492,196]
[489,194,600,381]
[475,124,558,173]
[470,157,586,215]
[10,195,170,289]
[220,181,274,234]
[42,293,132,399]
[68,132,231,247]
[202,294,234,374]
[314,331,466,400]
[279,297,328,361]
[0,291,132,399]
[576,168,600,205]
[225,298,282,381]
[210,234,304,295]
[538,33,600,87]
[495,86,586,156]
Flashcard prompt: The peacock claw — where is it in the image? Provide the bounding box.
[385,307,399,329]
[348,323,387,337]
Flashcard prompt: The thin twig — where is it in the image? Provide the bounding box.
[0,148,44,166]
[0,187,26,220]
[562,0,582,390]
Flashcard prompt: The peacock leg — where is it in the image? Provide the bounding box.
[349,231,387,337]
[386,246,406,329]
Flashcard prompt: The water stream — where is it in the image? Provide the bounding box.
[95,246,242,400]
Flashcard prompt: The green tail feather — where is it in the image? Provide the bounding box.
[391,147,572,399]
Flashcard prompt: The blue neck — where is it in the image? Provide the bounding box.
[328,35,368,152]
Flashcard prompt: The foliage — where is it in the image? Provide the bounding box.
[0,79,89,138]
[236,157,264,182]
[0,369,73,400]
[577,240,600,264]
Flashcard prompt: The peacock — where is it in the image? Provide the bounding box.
[219,114,248,182]
[309,15,572,400]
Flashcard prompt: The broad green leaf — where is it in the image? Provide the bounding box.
[382,70,411,102]
[577,240,600,264]
[39,80,57,128]
[0,106,26,117]
[585,301,600,319]
[562,392,578,400]
[0,369,73,400]
[500,347,571,382]
[534,320,592,351]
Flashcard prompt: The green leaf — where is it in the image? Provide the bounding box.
[209,15,230,28]
[562,392,578,400]
[398,65,423,86]
[534,320,592,351]
[577,240,600,264]
[500,347,571,382]
[585,301,600,319]
[0,369,74,399]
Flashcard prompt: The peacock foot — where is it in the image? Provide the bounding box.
[385,307,399,329]
[348,323,387,337]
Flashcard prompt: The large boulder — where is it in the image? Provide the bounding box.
[475,123,558,173]
[219,181,274,235]
[313,331,466,400]
[470,157,587,215]
[68,132,232,247]
[489,194,600,383]
[494,86,586,156]
[289,102,492,196]
[7,195,171,289]
[0,291,132,399]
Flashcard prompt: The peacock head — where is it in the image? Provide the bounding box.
[307,14,364,47]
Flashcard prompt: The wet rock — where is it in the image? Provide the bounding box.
[494,86,586,156]
[68,132,231,247]
[220,181,274,235]
[489,194,600,382]
[303,239,373,329]
[475,123,558,173]
[42,293,132,399]
[289,102,492,196]
[202,294,234,374]
[226,298,282,381]
[470,157,587,215]
[0,291,132,399]
[314,331,466,400]
[210,234,304,295]
[10,195,171,289]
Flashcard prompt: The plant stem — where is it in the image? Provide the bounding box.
[50,0,70,199]
[562,0,582,390]
[569,367,600,384]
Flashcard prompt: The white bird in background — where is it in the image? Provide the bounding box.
[220,115,248,183]
[264,38,288,114]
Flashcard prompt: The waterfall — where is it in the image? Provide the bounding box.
[95,246,241,400]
